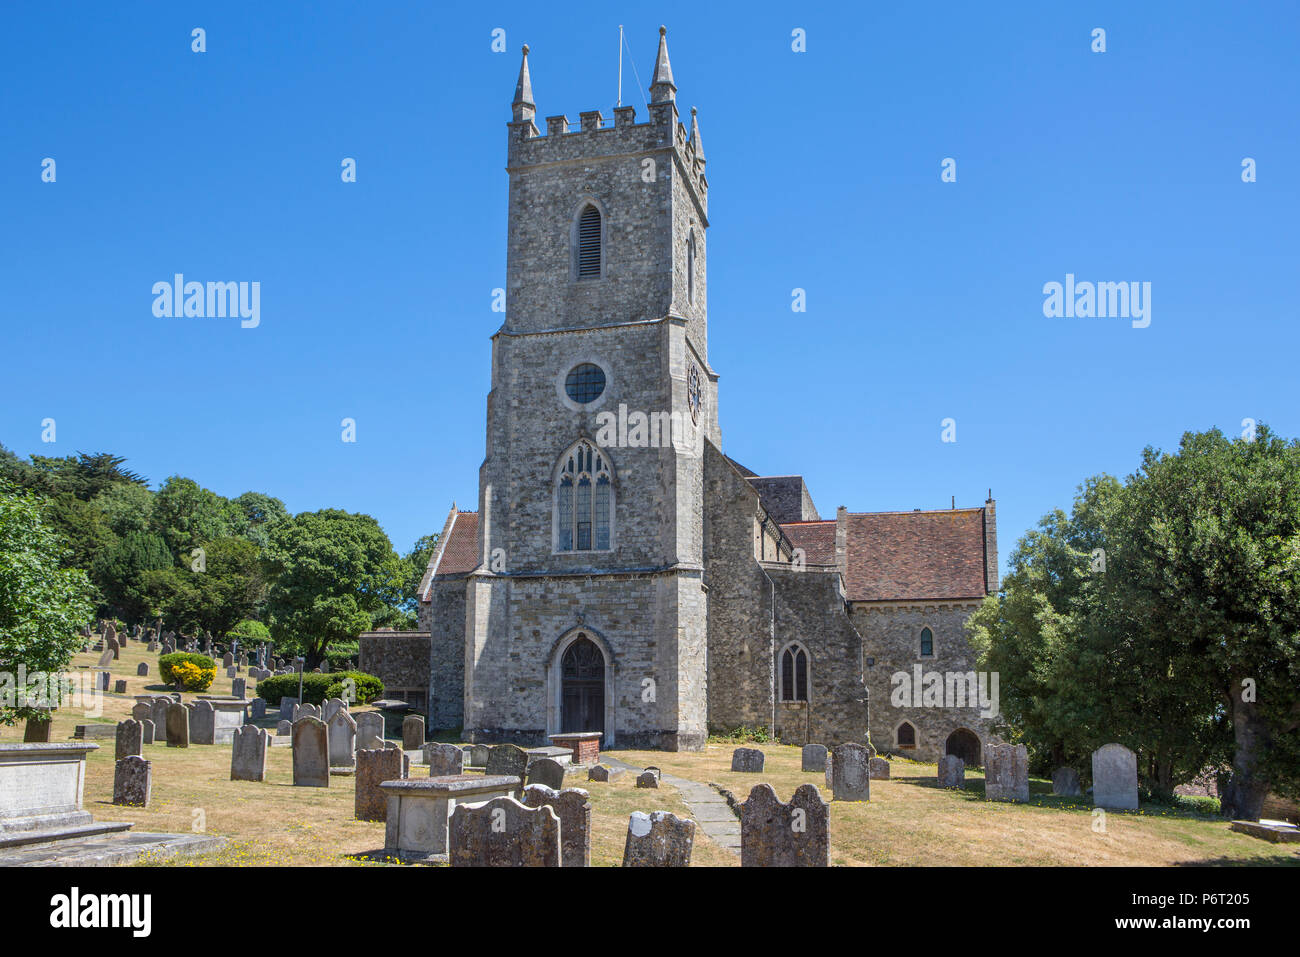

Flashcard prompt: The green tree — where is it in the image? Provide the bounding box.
[93,483,155,537]
[231,491,288,549]
[150,476,240,561]
[90,529,173,622]
[141,536,267,637]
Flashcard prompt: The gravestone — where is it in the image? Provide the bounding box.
[448,796,561,867]
[323,697,348,725]
[636,768,661,788]
[468,744,490,767]
[731,747,765,773]
[523,784,592,867]
[868,756,891,780]
[985,743,1029,802]
[151,697,170,733]
[402,715,425,750]
[106,635,120,660]
[131,702,152,724]
[115,719,143,761]
[356,712,385,751]
[231,677,246,699]
[97,671,110,692]
[113,756,151,807]
[231,725,270,782]
[292,717,330,787]
[140,719,155,745]
[526,757,566,790]
[1092,743,1139,810]
[801,744,828,772]
[276,719,292,735]
[293,702,320,722]
[1052,767,1082,797]
[830,743,871,801]
[165,702,189,748]
[424,743,465,778]
[222,652,234,670]
[279,696,298,721]
[739,783,830,867]
[355,747,408,821]
[23,716,53,742]
[225,667,237,679]
[113,680,127,694]
[938,755,965,788]
[250,698,266,720]
[137,663,149,677]
[485,743,527,778]
[96,648,114,668]
[622,811,695,867]
[188,699,216,746]
[588,764,622,782]
[328,709,358,771]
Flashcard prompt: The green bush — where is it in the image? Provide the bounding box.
[226,619,270,642]
[256,671,383,707]
[158,652,216,685]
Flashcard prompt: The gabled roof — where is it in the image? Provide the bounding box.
[842,509,988,602]
[419,509,480,601]
[780,520,836,565]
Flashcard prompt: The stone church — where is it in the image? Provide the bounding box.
[360,29,999,762]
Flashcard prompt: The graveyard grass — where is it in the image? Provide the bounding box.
[4,640,1295,866]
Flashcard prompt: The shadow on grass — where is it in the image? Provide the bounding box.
[1173,852,1300,866]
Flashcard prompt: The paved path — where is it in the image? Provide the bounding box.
[603,754,740,855]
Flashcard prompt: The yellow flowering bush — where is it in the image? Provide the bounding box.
[170,660,215,692]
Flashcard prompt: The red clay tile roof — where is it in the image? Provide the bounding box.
[780,520,836,565]
[842,509,988,602]
[433,511,479,577]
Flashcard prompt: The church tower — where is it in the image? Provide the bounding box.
[462,28,715,750]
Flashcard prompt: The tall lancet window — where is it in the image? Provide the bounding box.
[555,440,613,551]
[576,204,602,279]
[686,231,697,304]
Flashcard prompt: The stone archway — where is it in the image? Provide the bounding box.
[560,637,605,735]
[945,728,982,767]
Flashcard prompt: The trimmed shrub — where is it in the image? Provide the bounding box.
[256,671,383,707]
[170,660,215,692]
[158,652,216,685]
[226,619,270,642]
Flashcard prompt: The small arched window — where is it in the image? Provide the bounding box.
[576,204,602,279]
[686,231,696,304]
[897,721,917,749]
[556,440,613,551]
[920,627,934,657]
[780,644,808,702]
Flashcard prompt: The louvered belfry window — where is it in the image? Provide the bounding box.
[577,204,601,278]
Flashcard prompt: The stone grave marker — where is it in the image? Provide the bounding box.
[356,712,385,751]
[468,743,490,767]
[231,677,246,699]
[739,783,830,867]
[1052,767,1082,797]
[115,719,143,761]
[587,764,622,782]
[165,702,189,748]
[106,634,120,660]
[523,784,591,867]
[188,699,216,745]
[96,648,114,668]
[622,810,695,867]
[731,747,765,773]
[526,757,566,790]
[276,719,292,736]
[801,744,828,772]
[985,743,1029,802]
[113,679,127,694]
[113,755,151,807]
[23,716,53,742]
[328,709,358,771]
[830,743,871,801]
[636,769,660,789]
[402,715,425,750]
[1092,743,1139,810]
[151,697,170,733]
[279,696,298,721]
[868,756,891,780]
[131,702,151,724]
[292,717,330,787]
[485,743,527,778]
[250,698,266,720]
[140,719,155,745]
[448,796,560,867]
[222,652,234,670]
[323,697,348,724]
[938,755,965,788]
[137,663,149,677]
[231,725,270,782]
[424,743,465,778]
[355,747,408,822]
[293,702,320,722]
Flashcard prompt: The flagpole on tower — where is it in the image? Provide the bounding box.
[617,24,624,107]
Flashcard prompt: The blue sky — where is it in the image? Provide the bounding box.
[3,1,1297,572]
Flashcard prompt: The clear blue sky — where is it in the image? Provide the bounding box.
[3,1,1297,573]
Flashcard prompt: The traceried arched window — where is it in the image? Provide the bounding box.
[897,721,917,749]
[555,440,613,551]
[686,230,696,303]
[576,204,602,279]
[780,643,808,702]
[920,627,934,657]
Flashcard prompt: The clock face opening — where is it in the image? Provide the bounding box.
[688,363,703,425]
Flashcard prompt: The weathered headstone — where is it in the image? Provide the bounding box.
[293,702,320,722]
[731,747,765,773]
[526,757,566,790]
[868,756,891,780]
[292,717,330,787]
[276,719,292,736]
[622,811,695,867]
[985,743,1029,802]
[279,696,298,721]
[739,783,829,867]
[355,747,408,821]
[113,755,151,807]
[137,663,149,677]
[22,716,53,742]
[113,679,127,694]
[328,709,358,770]
[106,634,120,660]
[448,796,560,867]
[231,677,246,699]
[587,764,622,782]
[523,784,591,867]
[1092,743,1139,810]
[830,743,871,801]
[140,719,155,745]
[131,702,152,724]
[222,652,234,670]
[322,697,348,725]
[356,712,385,751]
[115,719,143,761]
[938,755,965,788]
[250,697,266,720]
[231,725,270,782]
[424,743,465,778]
[151,696,170,733]
[402,715,425,750]
[636,769,660,789]
[1052,766,1082,797]
[188,699,216,745]
[485,743,527,778]
[165,701,189,748]
[225,667,237,679]
[801,743,828,772]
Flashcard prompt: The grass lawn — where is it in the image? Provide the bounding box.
[3,639,1296,866]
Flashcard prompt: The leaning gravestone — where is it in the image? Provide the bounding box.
[623,811,695,867]
[356,712,385,751]
[801,743,828,772]
[140,719,155,746]
[115,719,143,761]
[1092,743,1139,810]
[830,743,871,801]
[424,743,464,778]
[402,715,425,751]
[868,756,891,780]
[739,783,830,867]
[292,717,330,787]
[984,743,1029,802]
[938,755,965,788]
[188,699,216,746]
[526,757,566,790]
[137,663,149,677]
[113,755,151,807]
[1052,766,1082,797]
[328,709,358,771]
[106,635,120,661]
[231,725,270,782]
[731,747,765,773]
[96,648,114,668]
[523,784,592,867]
[355,747,408,821]
[485,743,528,779]
[165,702,189,748]
[448,796,560,867]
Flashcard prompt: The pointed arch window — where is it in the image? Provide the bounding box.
[576,204,602,279]
[897,721,917,749]
[920,627,934,657]
[779,643,808,702]
[556,440,613,551]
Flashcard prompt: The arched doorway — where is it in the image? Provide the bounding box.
[945,728,982,767]
[560,636,605,734]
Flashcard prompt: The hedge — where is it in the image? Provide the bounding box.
[256,671,383,707]
[158,652,216,685]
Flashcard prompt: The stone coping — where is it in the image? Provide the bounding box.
[548,732,603,742]
[379,774,520,796]
[0,742,100,755]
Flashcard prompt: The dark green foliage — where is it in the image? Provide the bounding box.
[256,671,383,707]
